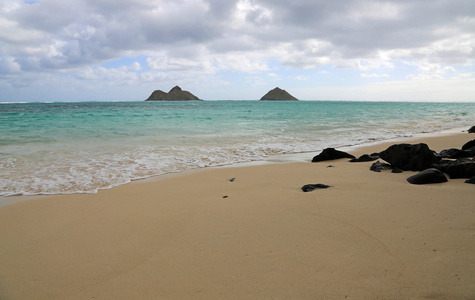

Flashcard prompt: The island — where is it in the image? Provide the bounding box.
[260,87,298,101]
[145,86,201,101]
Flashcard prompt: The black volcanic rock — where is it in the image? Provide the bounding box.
[146,86,201,101]
[312,148,355,162]
[468,126,475,133]
[438,148,475,159]
[260,87,298,101]
[465,176,475,184]
[438,148,464,158]
[407,168,448,185]
[302,184,331,192]
[431,158,470,173]
[462,139,475,150]
[349,154,379,162]
[446,161,475,179]
[379,143,438,171]
[370,161,394,172]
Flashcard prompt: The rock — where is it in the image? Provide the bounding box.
[407,168,448,184]
[370,161,393,172]
[438,148,475,159]
[462,139,475,150]
[468,126,475,133]
[145,86,201,101]
[312,148,355,162]
[379,143,438,171]
[260,87,298,101]
[446,161,475,179]
[431,158,471,173]
[438,148,462,158]
[349,154,379,162]
[302,184,331,192]
[392,168,403,173]
[465,176,475,184]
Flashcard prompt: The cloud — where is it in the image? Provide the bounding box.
[361,73,390,78]
[0,56,21,74]
[0,0,474,101]
[295,75,308,81]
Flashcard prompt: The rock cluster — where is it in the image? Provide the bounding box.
[146,86,201,101]
[309,130,475,185]
[376,140,475,184]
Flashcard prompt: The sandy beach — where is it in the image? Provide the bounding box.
[0,132,474,299]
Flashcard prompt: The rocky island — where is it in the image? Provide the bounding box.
[260,87,298,101]
[145,86,201,101]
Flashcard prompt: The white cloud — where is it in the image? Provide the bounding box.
[295,75,308,81]
[418,64,456,74]
[361,73,390,78]
[232,0,273,29]
[218,54,269,72]
[0,0,474,101]
[404,62,466,81]
[299,77,475,102]
[0,56,21,74]
[77,62,144,83]
[407,74,444,81]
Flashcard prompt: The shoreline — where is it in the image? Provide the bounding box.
[0,130,474,299]
[0,126,469,206]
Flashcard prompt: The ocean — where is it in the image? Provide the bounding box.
[1,100,474,196]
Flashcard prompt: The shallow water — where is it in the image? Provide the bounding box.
[1,100,474,196]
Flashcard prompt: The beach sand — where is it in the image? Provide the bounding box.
[0,133,474,299]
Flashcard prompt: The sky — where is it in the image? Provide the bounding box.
[0,0,474,102]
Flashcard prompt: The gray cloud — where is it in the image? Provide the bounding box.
[0,0,474,99]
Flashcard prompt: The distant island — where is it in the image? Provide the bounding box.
[260,87,298,101]
[145,86,201,101]
[145,85,299,101]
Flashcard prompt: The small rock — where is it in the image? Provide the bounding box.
[407,168,448,184]
[468,126,475,133]
[229,177,236,182]
[223,195,228,198]
[370,161,393,172]
[302,184,331,192]
[465,176,475,184]
[312,148,355,162]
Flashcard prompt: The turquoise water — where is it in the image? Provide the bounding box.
[1,101,474,196]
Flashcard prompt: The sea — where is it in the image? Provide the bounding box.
[1,100,474,196]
